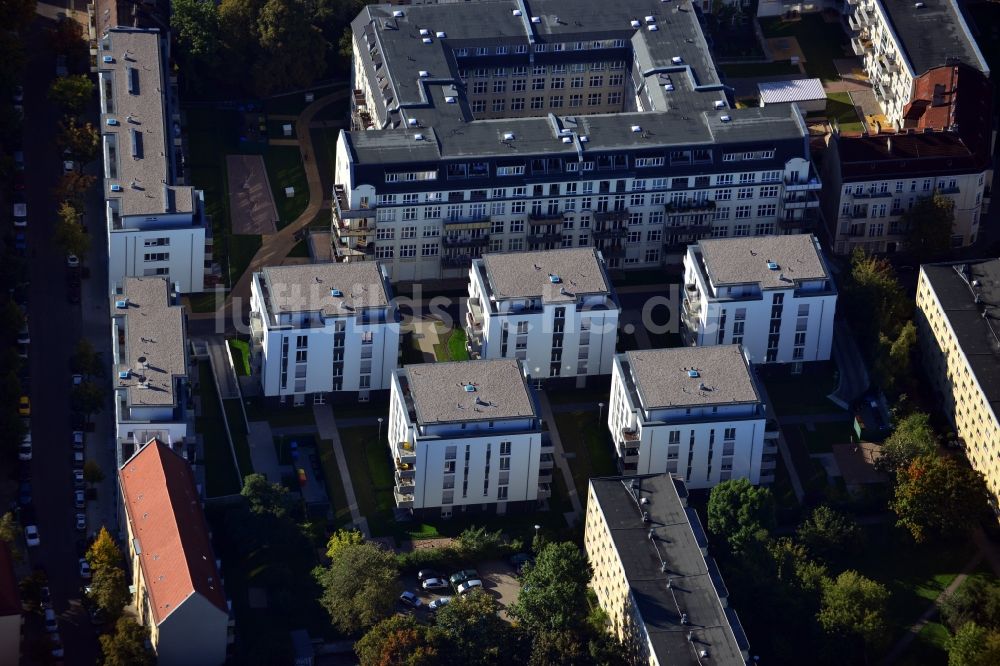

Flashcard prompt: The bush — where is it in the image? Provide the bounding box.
[395,526,523,573]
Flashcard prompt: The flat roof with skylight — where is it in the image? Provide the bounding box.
[624,346,761,409]
[402,359,537,425]
[257,262,392,320]
[695,234,830,289]
[479,248,612,303]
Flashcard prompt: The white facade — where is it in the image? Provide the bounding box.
[250,263,400,400]
[607,347,775,488]
[387,360,553,516]
[682,234,837,365]
[466,248,619,380]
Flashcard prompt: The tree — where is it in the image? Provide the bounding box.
[87,527,123,573]
[878,412,939,475]
[818,570,890,656]
[796,505,863,564]
[72,339,103,378]
[172,0,221,91]
[325,528,365,559]
[530,629,588,666]
[892,454,990,542]
[509,541,591,633]
[83,459,105,486]
[55,202,90,259]
[314,541,400,634]
[54,171,97,206]
[251,0,328,96]
[904,192,955,262]
[72,380,105,418]
[89,562,131,618]
[355,615,442,666]
[947,622,1000,666]
[435,589,511,665]
[241,473,291,518]
[48,75,94,114]
[707,478,776,554]
[57,117,100,163]
[941,578,1000,632]
[99,617,155,666]
[0,512,19,561]
[455,525,506,560]
[875,320,917,398]
[0,0,36,33]
[843,249,908,356]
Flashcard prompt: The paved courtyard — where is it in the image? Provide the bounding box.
[227,154,279,235]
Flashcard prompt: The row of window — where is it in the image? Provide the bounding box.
[470,92,623,114]
[842,175,979,197]
[454,41,628,57]
[468,73,626,94]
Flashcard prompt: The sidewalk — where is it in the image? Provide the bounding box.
[246,421,285,483]
[314,404,370,536]
[536,391,583,526]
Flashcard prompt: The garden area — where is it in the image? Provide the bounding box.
[759,14,849,81]
[264,145,309,229]
[760,362,841,416]
[228,338,251,376]
[433,327,470,362]
[551,409,618,500]
[826,92,865,134]
[197,362,242,497]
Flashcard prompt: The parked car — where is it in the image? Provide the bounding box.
[12,85,23,103]
[55,55,67,76]
[12,202,26,227]
[72,431,84,450]
[50,633,64,658]
[44,608,58,633]
[40,586,52,608]
[66,254,79,268]
[417,569,443,582]
[25,525,40,547]
[18,396,30,416]
[449,569,480,587]
[510,553,534,574]
[78,558,91,580]
[18,482,31,507]
[14,232,26,255]
[76,514,86,532]
[399,591,423,608]
[74,490,85,509]
[63,159,76,173]
[13,151,24,171]
[73,469,85,488]
[456,579,483,595]
[18,434,31,461]
[72,451,84,469]
[429,596,452,611]
[17,319,29,345]
[421,577,449,591]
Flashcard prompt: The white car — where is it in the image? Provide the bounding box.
[73,451,84,469]
[63,160,76,173]
[74,490,85,509]
[73,469,85,488]
[72,430,84,450]
[71,373,83,386]
[421,577,449,591]
[12,85,23,103]
[429,596,452,611]
[79,558,91,580]
[456,579,483,595]
[25,525,40,547]
[76,513,87,531]
[18,434,31,461]
[17,320,28,345]
[44,608,57,632]
[12,203,26,227]
[66,254,79,268]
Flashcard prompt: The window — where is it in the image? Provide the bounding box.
[512,79,526,92]
[737,187,753,200]
[607,92,622,105]
[472,80,487,94]
[530,96,544,110]
[551,77,565,89]
[143,252,169,262]
[716,189,732,201]
[550,96,563,108]
[374,246,393,259]
[143,237,169,247]
[759,185,779,199]
[532,78,545,90]
[492,99,505,113]
[421,242,439,256]
[511,98,525,111]
[399,244,416,258]
[493,80,506,94]
[735,205,751,219]
[757,204,777,217]
[571,76,584,88]
[569,94,582,107]
[587,93,602,106]
[589,75,603,87]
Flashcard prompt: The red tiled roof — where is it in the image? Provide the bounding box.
[0,542,19,617]
[120,440,227,624]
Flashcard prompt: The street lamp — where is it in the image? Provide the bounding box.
[377,417,384,443]
[534,524,541,538]
[598,402,605,425]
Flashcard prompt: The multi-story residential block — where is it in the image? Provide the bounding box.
[846,0,988,127]
[97,28,210,293]
[682,234,837,365]
[120,439,229,666]
[250,262,400,403]
[916,260,1000,511]
[585,474,751,665]
[821,63,993,254]
[333,0,821,282]
[111,277,192,465]
[466,248,619,382]
[607,346,776,488]
[387,359,552,517]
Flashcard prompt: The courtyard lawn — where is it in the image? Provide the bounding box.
[287,239,310,258]
[896,621,949,666]
[760,362,841,416]
[433,328,470,362]
[827,92,866,134]
[551,409,619,501]
[759,15,848,81]
[264,146,310,229]
[799,420,857,454]
[187,289,226,314]
[197,362,242,497]
[228,338,251,376]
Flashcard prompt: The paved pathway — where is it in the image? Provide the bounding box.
[830,320,870,408]
[246,421,285,483]
[204,336,241,399]
[314,404,370,536]
[536,391,583,525]
[754,380,806,503]
[881,551,984,665]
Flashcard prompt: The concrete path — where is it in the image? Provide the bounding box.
[247,421,286,483]
[754,380,806,503]
[204,336,241,399]
[830,320,870,408]
[880,551,984,665]
[314,404,370,536]
[536,391,583,526]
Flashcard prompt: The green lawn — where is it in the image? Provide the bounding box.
[187,289,226,314]
[827,92,865,134]
[551,409,619,500]
[228,338,251,376]
[287,239,310,258]
[720,60,801,78]
[196,362,241,497]
[761,363,841,416]
[264,146,309,229]
[799,420,857,454]
[244,396,317,429]
[338,425,396,530]
[266,119,296,139]
[433,328,470,362]
[317,439,354,528]
[263,92,313,116]
[759,15,847,81]
[896,620,949,666]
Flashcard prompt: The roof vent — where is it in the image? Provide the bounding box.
[549,274,562,284]
[681,613,689,625]
[393,10,404,17]
[648,24,659,31]
[106,118,120,126]
[631,125,642,133]
[503,131,515,141]
[766,260,780,270]
[664,83,674,91]
[119,370,130,379]
[641,497,649,505]
[463,383,476,392]
[408,118,418,127]
[642,511,650,523]
[630,19,640,28]
[579,135,589,142]
[414,133,424,141]
[914,1,925,7]
[530,16,541,23]
[115,299,128,309]
[419,70,429,77]
[512,9,522,16]
[671,56,683,64]
[422,37,432,44]
[331,288,343,297]
[419,29,429,36]
[436,31,446,38]
[714,100,726,109]
[720,115,732,123]
[102,55,114,63]
[687,369,700,378]
[561,136,572,144]
[445,96,456,103]
[110,183,123,192]
[645,15,656,23]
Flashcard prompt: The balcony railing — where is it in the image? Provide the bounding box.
[664,200,716,213]
[393,490,414,508]
[442,255,473,268]
[443,234,489,248]
[527,212,564,225]
[332,184,374,221]
[443,215,490,229]
[528,232,563,244]
[592,227,627,240]
[622,428,639,442]
[594,209,629,224]
[783,192,820,209]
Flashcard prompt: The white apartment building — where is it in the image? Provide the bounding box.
[682,234,837,365]
[98,28,210,293]
[847,0,988,127]
[111,277,193,465]
[387,360,553,517]
[250,262,400,403]
[608,346,776,488]
[466,248,619,382]
[333,0,821,282]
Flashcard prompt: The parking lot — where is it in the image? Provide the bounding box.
[398,559,523,619]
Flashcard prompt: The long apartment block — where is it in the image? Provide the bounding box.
[332,0,822,282]
[111,277,192,465]
[466,248,619,380]
[916,260,1000,512]
[387,359,553,517]
[846,0,988,127]
[97,28,211,293]
[250,262,400,403]
[682,234,837,365]
[608,346,777,488]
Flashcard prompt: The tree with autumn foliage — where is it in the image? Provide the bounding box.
[892,453,990,542]
[54,170,96,207]
[355,615,442,666]
[57,116,100,164]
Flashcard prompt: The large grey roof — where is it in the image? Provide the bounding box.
[481,248,611,302]
[877,0,988,77]
[259,262,391,316]
[405,359,536,424]
[113,278,187,407]
[697,234,829,288]
[625,346,760,409]
[99,29,195,217]
[590,474,749,665]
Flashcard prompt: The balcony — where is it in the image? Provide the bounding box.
[938,185,961,195]
[527,212,564,225]
[528,231,563,244]
[779,212,820,230]
[784,168,822,192]
[601,243,625,257]
[537,483,552,500]
[396,479,415,494]
[664,200,716,213]
[851,35,873,56]
[332,184,374,221]
[443,215,490,230]
[621,428,640,443]
[393,490,414,508]
[442,255,473,268]
[594,209,629,225]
[539,453,554,470]
[669,222,712,234]
[783,191,820,209]
[443,234,489,248]
[592,226,627,240]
